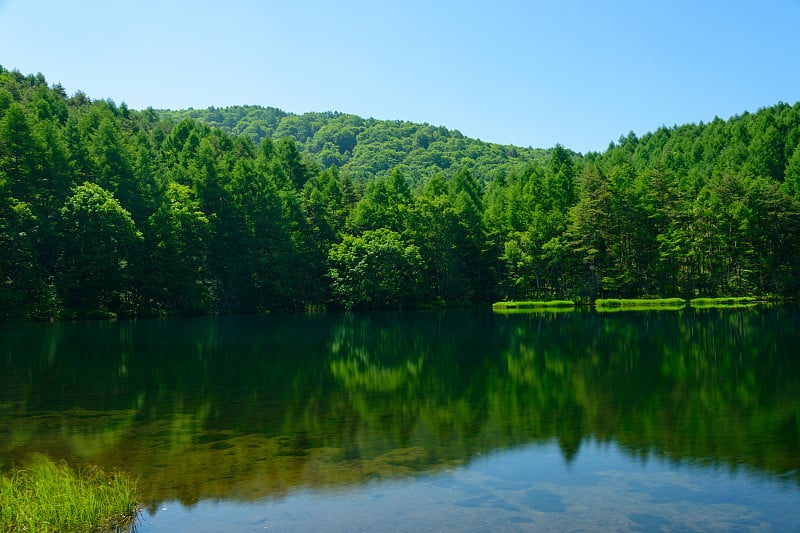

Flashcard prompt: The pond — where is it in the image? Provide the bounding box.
[1,307,799,531]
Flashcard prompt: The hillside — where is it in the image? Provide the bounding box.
[158,106,550,185]
[1,64,800,320]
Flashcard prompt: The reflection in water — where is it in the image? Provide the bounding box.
[136,441,800,533]
[1,307,799,513]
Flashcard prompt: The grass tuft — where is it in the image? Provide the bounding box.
[0,454,141,533]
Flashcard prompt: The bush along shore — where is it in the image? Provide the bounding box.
[0,454,141,533]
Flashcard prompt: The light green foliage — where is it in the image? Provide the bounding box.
[0,454,140,533]
[328,228,426,309]
[147,182,211,312]
[162,106,549,186]
[56,182,142,315]
[690,296,759,308]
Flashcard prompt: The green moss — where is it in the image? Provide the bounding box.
[0,454,140,533]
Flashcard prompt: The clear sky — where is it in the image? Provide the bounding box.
[2,0,799,154]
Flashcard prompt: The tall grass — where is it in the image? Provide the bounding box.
[0,454,140,533]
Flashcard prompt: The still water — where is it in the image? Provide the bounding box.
[1,307,799,531]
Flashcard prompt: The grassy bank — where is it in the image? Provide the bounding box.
[690,296,759,308]
[493,307,576,315]
[0,454,140,533]
[492,300,575,309]
[594,298,687,312]
[595,298,687,307]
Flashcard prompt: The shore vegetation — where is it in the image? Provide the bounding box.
[0,454,140,533]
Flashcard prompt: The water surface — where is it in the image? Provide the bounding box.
[1,307,799,531]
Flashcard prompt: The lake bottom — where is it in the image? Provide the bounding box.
[135,440,798,532]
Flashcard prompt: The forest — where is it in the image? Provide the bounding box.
[1,65,800,320]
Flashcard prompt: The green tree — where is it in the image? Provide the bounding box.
[0,103,42,202]
[56,182,143,316]
[784,142,800,202]
[273,137,310,189]
[147,182,212,313]
[328,228,426,309]
[545,144,576,211]
[565,161,612,298]
[347,168,411,234]
[0,197,58,320]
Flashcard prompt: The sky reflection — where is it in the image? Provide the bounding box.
[137,440,800,532]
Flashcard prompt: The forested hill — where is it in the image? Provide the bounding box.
[1,65,800,321]
[157,106,550,185]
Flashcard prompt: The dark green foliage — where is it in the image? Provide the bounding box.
[56,182,142,316]
[146,182,212,313]
[0,64,799,319]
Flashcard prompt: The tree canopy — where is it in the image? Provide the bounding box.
[1,64,799,320]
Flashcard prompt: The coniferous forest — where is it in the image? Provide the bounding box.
[2,65,800,320]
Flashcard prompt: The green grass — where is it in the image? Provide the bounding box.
[595,298,687,307]
[595,304,686,313]
[691,296,759,308]
[492,300,575,309]
[0,454,141,533]
[594,298,687,311]
[493,307,576,315]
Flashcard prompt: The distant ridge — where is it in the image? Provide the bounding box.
[157,106,551,184]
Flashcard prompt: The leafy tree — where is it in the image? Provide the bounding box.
[3,65,800,319]
[0,197,58,320]
[56,182,143,315]
[147,182,212,313]
[328,228,426,309]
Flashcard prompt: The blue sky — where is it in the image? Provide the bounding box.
[2,0,799,154]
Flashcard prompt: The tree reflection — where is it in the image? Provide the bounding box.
[0,307,798,505]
